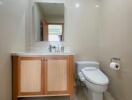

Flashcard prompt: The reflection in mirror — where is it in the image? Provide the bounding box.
[33,2,64,42]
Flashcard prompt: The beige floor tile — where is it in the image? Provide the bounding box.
[19,86,88,100]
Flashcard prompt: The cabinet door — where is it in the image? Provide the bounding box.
[45,56,70,95]
[18,57,43,96]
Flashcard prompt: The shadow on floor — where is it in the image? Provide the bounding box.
[19,86,88,100]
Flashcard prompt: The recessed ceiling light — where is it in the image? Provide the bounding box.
[75,3,80,8]
[96,5,99,8]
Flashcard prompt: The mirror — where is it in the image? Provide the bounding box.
[33,2,64,42]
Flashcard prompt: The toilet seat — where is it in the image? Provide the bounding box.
[81,67,109,85]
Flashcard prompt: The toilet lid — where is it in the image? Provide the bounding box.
[81,67,109,85]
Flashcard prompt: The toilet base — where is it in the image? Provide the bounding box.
[88,89,103,100]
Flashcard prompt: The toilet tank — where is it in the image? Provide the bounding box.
[76,61,100,73]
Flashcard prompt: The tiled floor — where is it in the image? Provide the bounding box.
[74,86,88,100]
[19,86,88,100]
[19,86,114,100]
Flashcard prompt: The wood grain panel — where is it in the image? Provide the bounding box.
[12,56,19,100]
[20,60,41,92]
[47,59,67,92]
[12,55,74,98]
[43,20,48,41]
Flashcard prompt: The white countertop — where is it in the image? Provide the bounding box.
[12,51,75,56]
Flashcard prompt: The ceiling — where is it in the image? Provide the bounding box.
[38,3,64,18]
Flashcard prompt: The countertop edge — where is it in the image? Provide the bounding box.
[11,52,75,56]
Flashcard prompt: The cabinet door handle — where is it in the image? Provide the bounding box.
[42,58,47,61]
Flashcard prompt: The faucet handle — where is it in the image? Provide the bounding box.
[61,46,64,52]
[48,45,52,52]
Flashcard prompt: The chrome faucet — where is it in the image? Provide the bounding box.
[61,46,64,52]
[48,45,52,52]
[48,44,64,53]
[48,45,56,52]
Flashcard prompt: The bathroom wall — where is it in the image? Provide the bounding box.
[33,3,44,41]
[0,0,27,99]
[64,0,100,60]
[99,0,132,100]
[29,0,100,61]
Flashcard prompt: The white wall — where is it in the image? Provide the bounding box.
[33,3,44,41]
[34,0,65,3]
[46,17,64,23]
[99,0,132,100]
[0,0,27,99]
[64,0,100,60]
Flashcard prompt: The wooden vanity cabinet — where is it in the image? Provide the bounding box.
[12,56,44,100]
[12,55,74,100]
[45,56,73,95]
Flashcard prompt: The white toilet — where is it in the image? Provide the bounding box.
[76,61,109,100]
